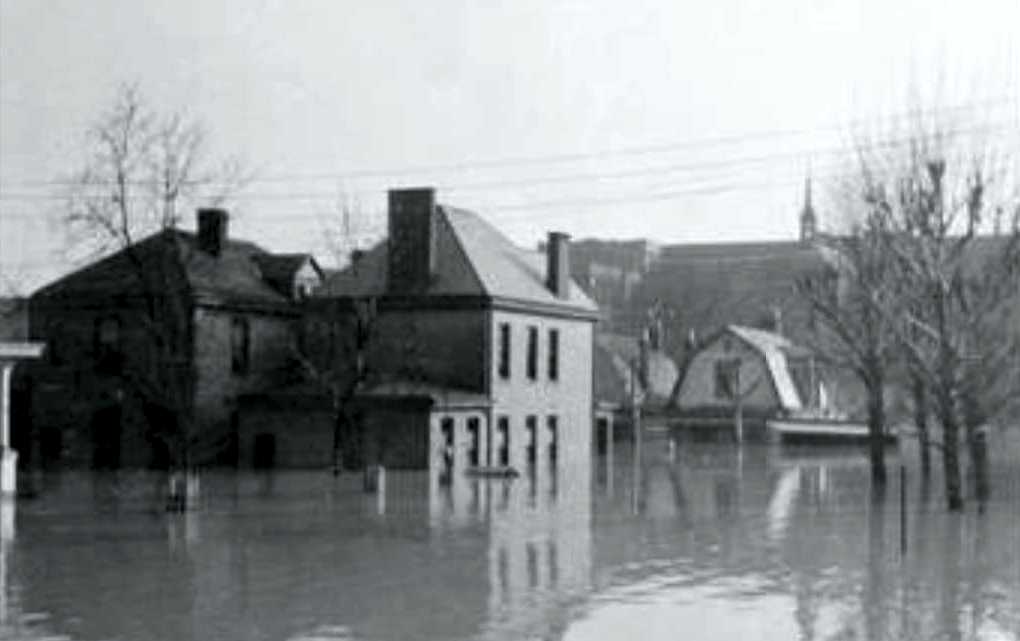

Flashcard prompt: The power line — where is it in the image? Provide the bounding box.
[1,119,1014,205]
[1,95,1014,190]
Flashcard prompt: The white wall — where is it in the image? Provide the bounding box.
[488,309,594,472]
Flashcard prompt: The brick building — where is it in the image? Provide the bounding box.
[26,209,321,468]
[250,187,599,474]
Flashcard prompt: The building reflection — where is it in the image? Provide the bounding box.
[4,435,1020,641]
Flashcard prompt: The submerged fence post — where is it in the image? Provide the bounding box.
[899,463,907,556]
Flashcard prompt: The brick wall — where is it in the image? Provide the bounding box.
[192,305,299,436]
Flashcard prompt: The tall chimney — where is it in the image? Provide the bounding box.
[546,231,571,298]
[197,208,228,256]
[387,187,437,293]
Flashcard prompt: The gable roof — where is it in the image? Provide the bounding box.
[33,229,300,310]
[318,205,598,315]
[252,253,322,298]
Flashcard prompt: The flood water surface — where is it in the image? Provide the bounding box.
[2,440,1018,641]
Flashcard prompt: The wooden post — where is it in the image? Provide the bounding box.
[733,365,744,443]
[605,413,614,496]
[630,358,642,514]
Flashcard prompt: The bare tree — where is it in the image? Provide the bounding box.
[61,83,246,476]
[296,296,377,474]
[797,209,900,489]
[857,124,1019,510]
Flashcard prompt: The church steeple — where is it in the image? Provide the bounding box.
[800,173,817,242]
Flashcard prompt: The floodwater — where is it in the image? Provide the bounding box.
[1,435,1019,641]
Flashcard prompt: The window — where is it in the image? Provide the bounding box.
[441,417,455,471]
[714,358,740,400]
[547,328,559,381]
[467,417,480,466]
[498,323,511,379]
[231,316,251,375]
[547,416,558,465]
[526,326,538,381]
[526,415,537,464]
[94,316,121,356]
[497,416,510,467]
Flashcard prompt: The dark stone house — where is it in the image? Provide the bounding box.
[26,209,322,468]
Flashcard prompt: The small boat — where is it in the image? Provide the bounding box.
[767,416,898,445]
[464,466,520,479]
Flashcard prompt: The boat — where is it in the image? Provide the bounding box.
[767,416,898,445]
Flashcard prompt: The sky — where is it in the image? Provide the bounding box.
[1,0,1018,292]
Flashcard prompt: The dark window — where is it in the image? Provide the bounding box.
[253,433,276,469]
[467,417,480,466]
[546,416,563,465]
[94,316,121,356]
[526,326,538,380]
[497,416,510,467]
[547,416,558,465]
[231,316,251,374]
[548,328,559,381]
[714,358,739,400]
[526,415,537,464]
[498,323,511,379]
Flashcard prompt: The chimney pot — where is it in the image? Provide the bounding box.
[197,208,228,256]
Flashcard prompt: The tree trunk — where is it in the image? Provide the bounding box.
[966,425,990,506]
[912,377,931,478]
[866,379,888,489]
[332,407,343,476]
[937,388,964,511]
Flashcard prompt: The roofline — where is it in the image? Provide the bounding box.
[314,293,600,320]
[193,296,301,317]
[353,394,492,410]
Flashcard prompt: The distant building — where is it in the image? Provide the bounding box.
[253,187,599,473]
[26,209,322,468]
[571,178,834,362]
[566,239,659,333]
[672,325,845,437]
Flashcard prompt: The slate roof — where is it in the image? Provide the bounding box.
[318,205,598,315]
[33,229,299,309]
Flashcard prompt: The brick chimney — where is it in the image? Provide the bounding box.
[197,208,228,256]
[387,187,437,293]
[546,231,570,298]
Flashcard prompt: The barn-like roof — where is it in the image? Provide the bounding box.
[726,325,807,411]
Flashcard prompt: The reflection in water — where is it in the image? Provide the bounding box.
[2,431,1019,641]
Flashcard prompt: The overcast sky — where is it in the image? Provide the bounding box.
[2,0,1018,291]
